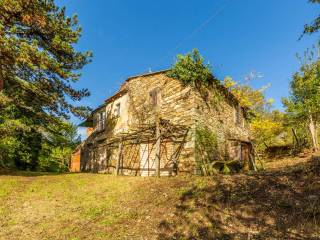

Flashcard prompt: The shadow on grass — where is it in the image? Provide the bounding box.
[157,158,320,240]
[0,169,70,177]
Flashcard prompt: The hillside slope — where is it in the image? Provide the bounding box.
[0,156,319,240]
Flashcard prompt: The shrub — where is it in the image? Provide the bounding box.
[167,49,212,87]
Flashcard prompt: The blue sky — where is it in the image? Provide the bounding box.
[56,0,319,126]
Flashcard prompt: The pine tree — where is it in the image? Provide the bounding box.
[0,0,91,169]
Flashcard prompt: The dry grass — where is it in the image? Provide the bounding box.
[0,155,319,240]
[0,172,188,240]
[262,151,312,171]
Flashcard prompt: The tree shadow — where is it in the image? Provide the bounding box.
[0,169,68,177]
[157,159,320,239]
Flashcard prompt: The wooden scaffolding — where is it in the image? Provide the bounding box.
[81,118,189,176]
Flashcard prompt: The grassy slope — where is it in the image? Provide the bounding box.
[0,156,319,240]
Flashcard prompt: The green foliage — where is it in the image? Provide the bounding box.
[223,75,273,115]
[251,110,291,153]
[38,121,80,172]
[0,0,90,170]
[221,164,231,175]
[283,54,320,119]
[302,0,320,36]
[0,0,92,121]
[282,45,320,151]
[0,117,80,171]
[222,75,291,154]
[167,49,225,111]
[0,137,20,168]
[195,126,220,175]
[167,49,212,87]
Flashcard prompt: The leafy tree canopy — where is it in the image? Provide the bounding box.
[0,0,92,121]
[223,75,274,114]
[222,74,286,152]
[303,0,320,35]
[282,45,320,151]
[0,0,91,170]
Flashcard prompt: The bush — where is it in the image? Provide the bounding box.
[167,49,212,87]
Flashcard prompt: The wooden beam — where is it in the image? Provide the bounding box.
[115,139,123,176]
[155,118,161,177]
[249,143,257,171]
[249,153,257,171]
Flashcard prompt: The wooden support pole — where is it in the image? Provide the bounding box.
[172,150,178,176]
[155,118,161,177]
[0,67,3,91]
[249,143,257,171]
[249,154,257,171]
[115,139,123,176]
[105,147,109,173]
[120,145,124,175]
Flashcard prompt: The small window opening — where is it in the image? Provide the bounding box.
[114,103,121,117]
[97,111,106,131]
[149,88,160,107]
[234,104,242,126]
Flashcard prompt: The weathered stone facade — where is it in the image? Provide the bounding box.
[193,83,251,172]
[71,70,251,175]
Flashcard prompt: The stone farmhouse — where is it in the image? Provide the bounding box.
[69,70,253,176]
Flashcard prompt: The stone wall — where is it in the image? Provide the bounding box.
[76,72,251,175]
[121,72,197,174]
[193,83,251,165]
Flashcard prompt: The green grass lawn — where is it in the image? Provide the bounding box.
[0,157,319,240]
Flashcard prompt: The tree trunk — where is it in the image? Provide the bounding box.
[291,128,299,147]
[308,114,319,152]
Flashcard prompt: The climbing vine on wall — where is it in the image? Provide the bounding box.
[195,126,220,175]
[127,88,154,125]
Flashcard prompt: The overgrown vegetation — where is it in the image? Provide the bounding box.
[167,49,224,108]
[195,126,220,175]
[167,49,212,87]
[168,49,289,159]
[168,47,320,159]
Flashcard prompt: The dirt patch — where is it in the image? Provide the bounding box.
[157,156,320,240]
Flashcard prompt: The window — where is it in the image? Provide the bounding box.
[95,113,100,131]
[101,112,106,130]
[96,111,106,131]
[114,103,121,117]
[149,88,160,107]
[234,104,242,126]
